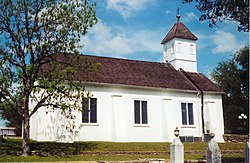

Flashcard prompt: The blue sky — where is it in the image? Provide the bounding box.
[80,0,248,76]
[0,0,248,127]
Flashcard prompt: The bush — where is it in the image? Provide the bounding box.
[0,135,6,143]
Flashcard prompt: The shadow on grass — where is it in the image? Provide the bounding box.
[222,157,244,163]
[30,141,98,156]
[1,139,98,156]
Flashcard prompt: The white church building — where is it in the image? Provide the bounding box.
[30,15,225,143]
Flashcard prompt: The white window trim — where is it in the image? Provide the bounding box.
[181,125,196,128]
[190,44,195,55]
[80,123,99,127]
[82,97,98,124]
[167,47,171,56]
[133,124,150,127]
[180,101,195,126]
[171,43,174,54]
[133,98,149,126]
[177,42,182,53]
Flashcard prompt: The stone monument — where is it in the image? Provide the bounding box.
[206,133,222,163]
[170,127,184,163]
[245,142,250,163]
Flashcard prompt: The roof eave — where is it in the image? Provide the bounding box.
[161,36,198,45]
[82,81,199,93]
[203,91,225,95]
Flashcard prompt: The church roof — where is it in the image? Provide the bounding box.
[161,20,198,44]
[43,54,223,93]
[180,69,224,93]
[76,55,197,91]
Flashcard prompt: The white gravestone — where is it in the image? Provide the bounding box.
[245,142,250,163]
[170,127,184,163]
[206,133,222,163]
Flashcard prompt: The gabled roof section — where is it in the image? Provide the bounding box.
[180,69,224,93]
[161,20,198,44]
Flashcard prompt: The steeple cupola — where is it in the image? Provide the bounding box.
[161,10,198,72]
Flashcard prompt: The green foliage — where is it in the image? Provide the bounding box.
[182,0,249,32]
[0,0,98,155]
[211,46,249,134]
[0,99,22,136]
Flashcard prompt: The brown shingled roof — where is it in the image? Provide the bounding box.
[41,54,222,93]
[161,21,198,44]
[181,71,224,93]
[75,55,198,91]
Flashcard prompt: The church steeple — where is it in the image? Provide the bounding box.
[161,9,198,72]
[161,9,198,45]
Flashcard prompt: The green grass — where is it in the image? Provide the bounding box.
[0,138,245,162]
[0,155,171,162]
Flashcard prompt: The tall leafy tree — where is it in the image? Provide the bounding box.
[182,0,249,32]
[211,46,249,134]
[0,0,97,156]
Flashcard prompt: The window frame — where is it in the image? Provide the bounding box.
[134,100,148,125]
[171,43,174,54]
[82,97,97,124]
[177,42,182,52]
[190,44,195,55]
[164,47,168,60]
[181,102,194,126]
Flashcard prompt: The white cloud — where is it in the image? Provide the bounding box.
[165,10,175,17]
[195,32,209,50]
[211,30,241,54]
[182,12,199,23]
[80,19,162,57]
[186,12,199,21]
[106,0,155,19]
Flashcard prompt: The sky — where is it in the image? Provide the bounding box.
[80,0,248,76]
[0,0,248,127]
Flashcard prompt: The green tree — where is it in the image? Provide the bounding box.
[211,46,249,134]
[182,0,249,32]
[0,99,22,136]
[0,0,97,156]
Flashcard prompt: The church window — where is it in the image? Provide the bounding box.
[134,100,148,124]
[171,43,174,54]
[190,44,194,54]
[164,47,168,58]
[167,47,171,55]
[181,103,194,125]
[178,42,182,52]
[82,98,97,123]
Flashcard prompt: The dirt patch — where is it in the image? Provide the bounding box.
[223,134,248,142]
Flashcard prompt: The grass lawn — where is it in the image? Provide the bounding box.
[0,138,245,162]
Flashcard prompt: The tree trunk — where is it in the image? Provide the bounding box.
[22,117,30,156]
[22,95,31,156]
